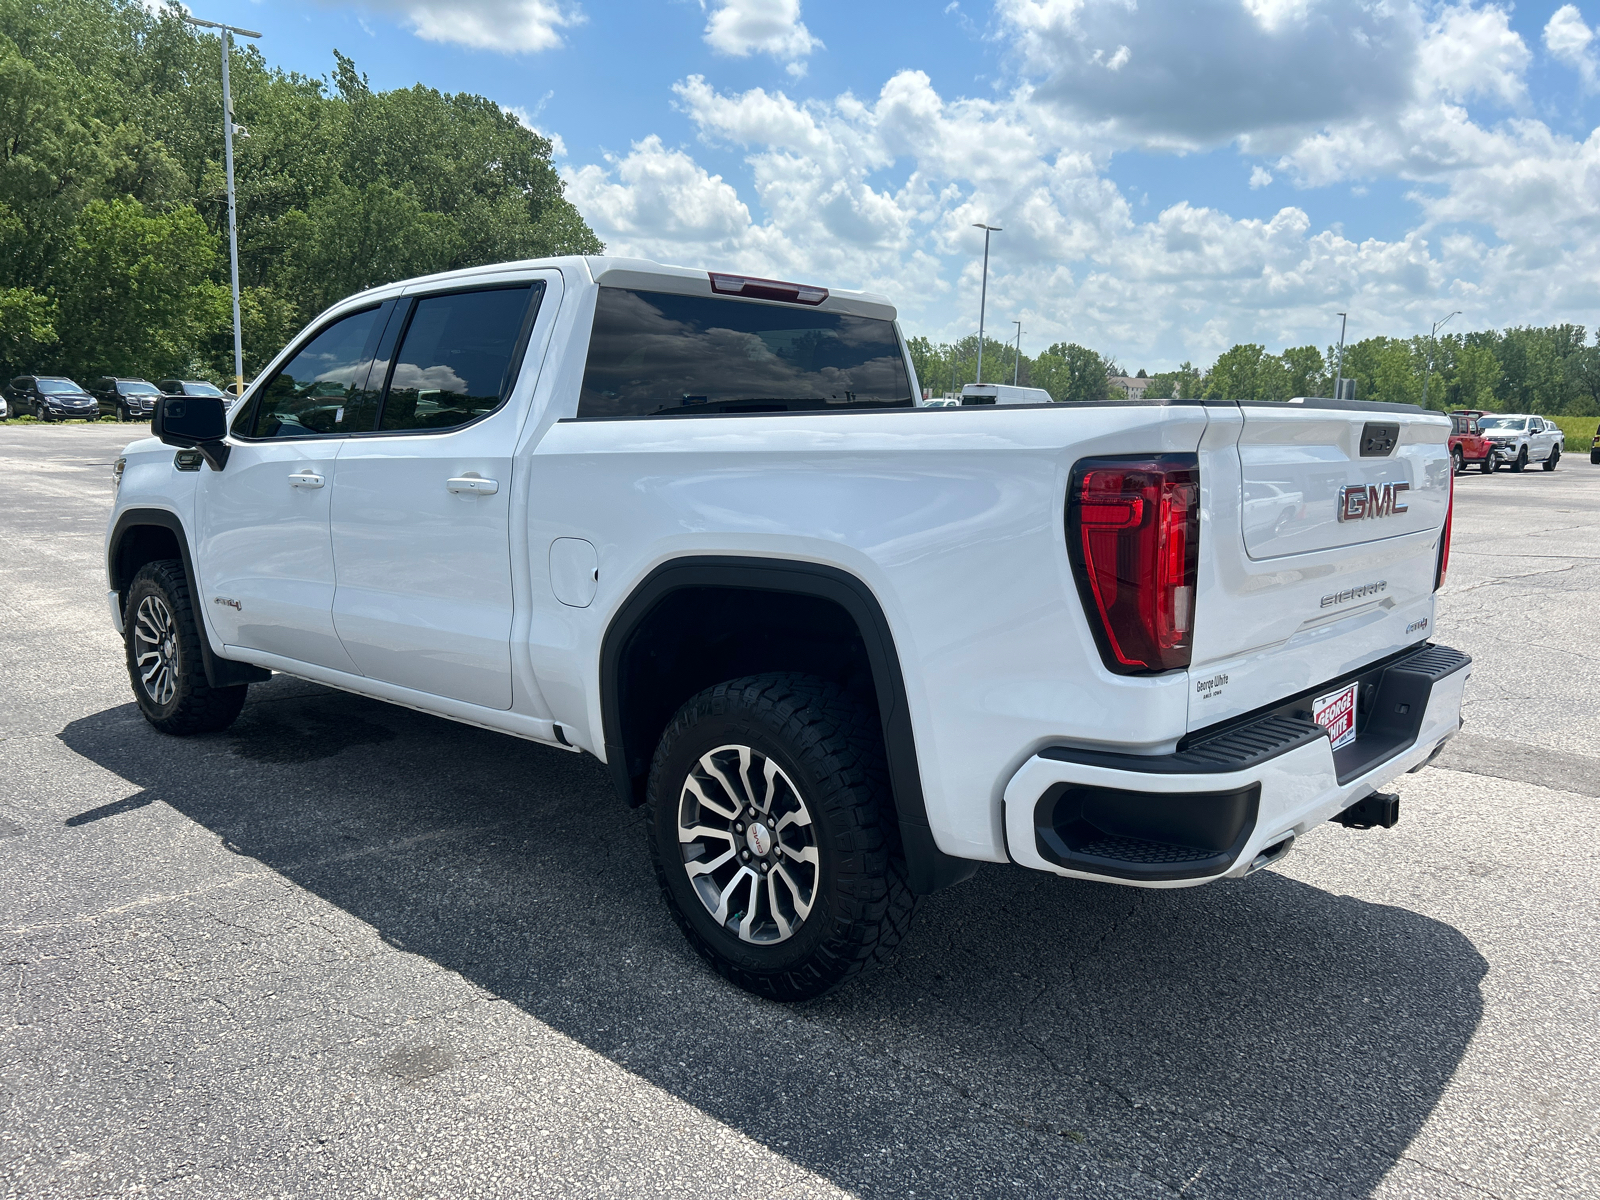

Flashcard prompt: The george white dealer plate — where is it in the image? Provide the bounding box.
[1312,681,1359,751]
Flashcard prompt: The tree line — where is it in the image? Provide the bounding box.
[0,0,602,385]
[909,324,1600,415]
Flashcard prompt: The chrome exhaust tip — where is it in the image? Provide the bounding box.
[1246,835,1295,875]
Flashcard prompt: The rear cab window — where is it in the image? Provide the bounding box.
[577,288,913,418]
[378,284,540,432]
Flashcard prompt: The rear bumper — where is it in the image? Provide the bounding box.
[1003,644,1471,888]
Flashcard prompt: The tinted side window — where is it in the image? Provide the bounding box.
[578,288,914,418]
[377,285,537,432]
[244,305,388,439]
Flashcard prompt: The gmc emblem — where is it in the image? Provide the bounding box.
[1337,482,1410,522]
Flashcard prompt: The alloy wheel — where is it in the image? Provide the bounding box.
[677,743,819,945]
[132,594,179,707]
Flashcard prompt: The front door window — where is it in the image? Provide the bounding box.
[241,304,390,438]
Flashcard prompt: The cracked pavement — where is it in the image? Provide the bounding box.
[2,423,1598,1198]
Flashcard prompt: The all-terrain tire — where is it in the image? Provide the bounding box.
[1479,455,1494,473]
[1543,446,1560,471]
[646,673,917,1001]
[123,559,248,735]
[1451,447,1464,474]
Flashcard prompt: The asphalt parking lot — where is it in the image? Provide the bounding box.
[2,422,1597,1199]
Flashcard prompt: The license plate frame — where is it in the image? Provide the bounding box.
[1312,681,1359,750]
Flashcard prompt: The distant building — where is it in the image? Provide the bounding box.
[1107,375,1149,400]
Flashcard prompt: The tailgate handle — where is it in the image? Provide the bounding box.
[1360,422,1399,457]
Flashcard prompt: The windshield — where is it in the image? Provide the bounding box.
[182,382,225,397]
[119,381,161,395]
[37,379,85,394]
[1478,417,1527,432]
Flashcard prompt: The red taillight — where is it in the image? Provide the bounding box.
[1067,455,1200,673]
[1435,469,1454,590]
[708,272,828,305]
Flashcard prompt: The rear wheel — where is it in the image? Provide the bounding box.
[1543,445,1560,471]
[1451,447,1464,474]
[1591,449,1600,465]
[1511,447,1528,472]
[646,673,916,1001]
[124,559,248,735]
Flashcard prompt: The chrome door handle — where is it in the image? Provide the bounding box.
[287,471,325,489]
[446,476,499,495]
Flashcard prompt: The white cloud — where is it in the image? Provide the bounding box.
[351,0,582,53]
[1545,5,1599,90]
[703,0,822,74]
[563,135,766,263]
[1420,4,1529,106]
[558,1,1596,367]
[995,0,1423,148]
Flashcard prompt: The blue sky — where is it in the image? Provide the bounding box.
[194,0,1600,370]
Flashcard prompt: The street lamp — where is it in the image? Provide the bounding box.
[972,223,1001,385]
[1012,319,1022,386]
[1420,310,1461,412]
[183,14,262,398]
[1332,312,1349,400]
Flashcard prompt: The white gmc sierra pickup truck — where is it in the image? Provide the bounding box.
[106,256,1470,999]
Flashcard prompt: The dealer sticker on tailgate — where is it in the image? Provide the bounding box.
[1312,681,1359,750]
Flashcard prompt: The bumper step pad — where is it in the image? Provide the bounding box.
[1032,642,1471,882]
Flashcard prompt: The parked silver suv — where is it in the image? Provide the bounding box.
[1478,414,1563,472]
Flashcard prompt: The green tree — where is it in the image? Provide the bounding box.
[1033,342,1113,403]
[1142,362,1200,399]
[1564,346,1600,417]
[1203,343,1268,400]
[1279,345,1326,398]
[0,0,605,382]
[0,285,56,376]
[48,198,227,378]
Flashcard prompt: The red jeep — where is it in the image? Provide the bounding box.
[1448,410,1494,473]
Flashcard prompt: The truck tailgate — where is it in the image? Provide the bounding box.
[1188,401,1452,731]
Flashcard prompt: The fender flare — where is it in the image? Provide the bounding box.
[108,508,270,689]
[600,555,978,895]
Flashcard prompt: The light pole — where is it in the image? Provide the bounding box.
[1012,319,1022,386]
[972,223,1001,385]
[1331,312,1349,400]
[184,14,261,397]
[1420,310,1461,411]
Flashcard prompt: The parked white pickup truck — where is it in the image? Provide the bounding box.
[107,257,1470,999]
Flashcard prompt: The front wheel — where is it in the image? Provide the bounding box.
[1511,447,1528,472]
[124,559,248,735]
[1543,446,1560,471]
[1479,455,1494,474]
[646,673,916,1001]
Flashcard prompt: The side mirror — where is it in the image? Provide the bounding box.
[153,395,230,470]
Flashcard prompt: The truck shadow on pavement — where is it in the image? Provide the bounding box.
[61,677,1488,1200]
